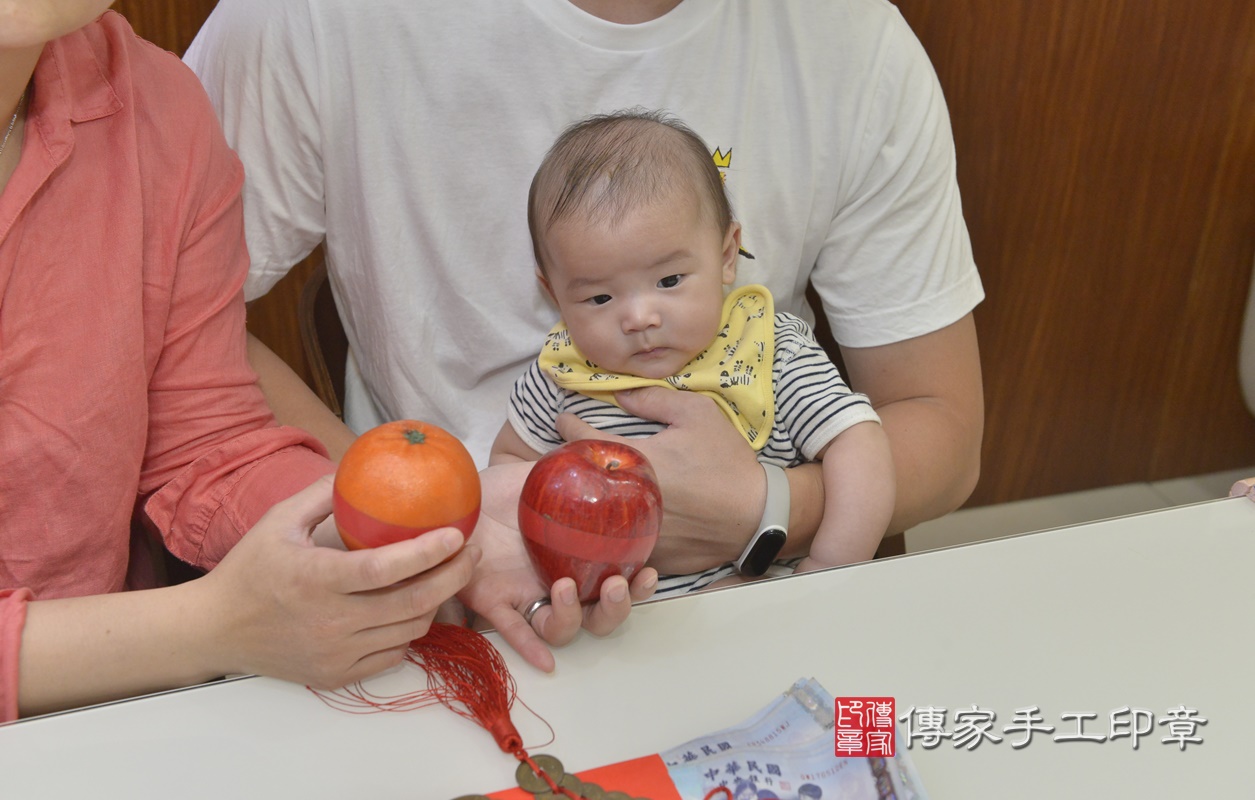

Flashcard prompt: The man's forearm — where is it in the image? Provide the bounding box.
[877,397,982,532]
[246,333,356,462]
[839,313,985,535]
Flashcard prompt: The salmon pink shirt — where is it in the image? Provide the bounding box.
[0,13,335,721]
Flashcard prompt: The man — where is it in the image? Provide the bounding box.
[185,0,984,626]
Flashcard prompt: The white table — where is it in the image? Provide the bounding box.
[3,497,1252,798]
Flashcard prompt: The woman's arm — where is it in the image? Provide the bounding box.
[15,478,476,719]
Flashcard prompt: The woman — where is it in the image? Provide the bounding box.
[0,2,482,721]
[0,2,652,722]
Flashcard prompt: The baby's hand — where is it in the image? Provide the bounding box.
[793,556,830,574]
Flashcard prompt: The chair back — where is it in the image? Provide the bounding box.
[298,253,348,418]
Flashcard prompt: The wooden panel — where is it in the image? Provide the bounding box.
[110,0,218,56]
[895,0,1255,505]
[241,260,318,388]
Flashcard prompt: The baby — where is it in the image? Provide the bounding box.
[491,109,895,597]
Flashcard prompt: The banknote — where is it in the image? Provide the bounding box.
[660,678,928,800]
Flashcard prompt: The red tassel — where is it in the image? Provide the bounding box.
[406,622,523,754]
[308,624,573,797]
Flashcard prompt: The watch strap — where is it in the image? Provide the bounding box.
[735,463,790,577]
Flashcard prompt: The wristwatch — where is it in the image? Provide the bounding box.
[735,463,790,577]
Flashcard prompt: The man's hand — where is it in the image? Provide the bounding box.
[457,462,657,672]
[557,387,765,574]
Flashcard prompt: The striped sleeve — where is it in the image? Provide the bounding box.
[653,557,804,599]
[773,313,881,461]
[506,360,565,455]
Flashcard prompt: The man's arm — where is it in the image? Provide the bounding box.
[839,313,984,533]
[247,332,356,462]
[550,314,980,573]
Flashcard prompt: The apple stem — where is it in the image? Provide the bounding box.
[403,429,427,445]
[607,459,620,470]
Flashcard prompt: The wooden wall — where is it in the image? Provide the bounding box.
[116,1,1255,509]
[895,0,1255,504]
[110,0,215,55]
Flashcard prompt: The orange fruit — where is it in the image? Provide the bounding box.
[332,420,480,550]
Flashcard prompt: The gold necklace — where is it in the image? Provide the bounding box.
[0,90,27,161]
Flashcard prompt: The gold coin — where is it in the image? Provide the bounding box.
[515,754,566,794]
[553,773,607,800]
[578,782,607,800]
[603,792,633,800]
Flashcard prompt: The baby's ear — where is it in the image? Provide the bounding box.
[721,221,742,284]
[535,268,557,303]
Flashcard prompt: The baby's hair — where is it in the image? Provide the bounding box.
[528,107,733,274]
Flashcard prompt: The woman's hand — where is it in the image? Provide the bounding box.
[196,475,480,689]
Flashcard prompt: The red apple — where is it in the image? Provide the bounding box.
[518,440,662,602]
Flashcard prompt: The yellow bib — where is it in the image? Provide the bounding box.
[539,284,776,450]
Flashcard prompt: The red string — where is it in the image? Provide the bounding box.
[405,622,523,753]
[408,628,585,797]
[310,624,524,749]
[307,624,601,799]
[704,789,733,800]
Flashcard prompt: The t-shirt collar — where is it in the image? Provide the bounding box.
[520,0,721,52]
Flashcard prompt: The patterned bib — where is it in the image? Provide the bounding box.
[538,284,776,450]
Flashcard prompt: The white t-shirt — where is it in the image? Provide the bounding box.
[185,0,983,466]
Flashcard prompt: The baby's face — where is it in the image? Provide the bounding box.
[538,189,739,379]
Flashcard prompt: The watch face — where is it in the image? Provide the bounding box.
[739,528,787,577]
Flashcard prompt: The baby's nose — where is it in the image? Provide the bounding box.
[622,298,662,332]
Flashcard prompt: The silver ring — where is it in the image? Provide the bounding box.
[522,596,552,625]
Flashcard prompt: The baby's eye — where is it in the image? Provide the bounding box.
[587,294,612,306]
[658,274,682,289]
